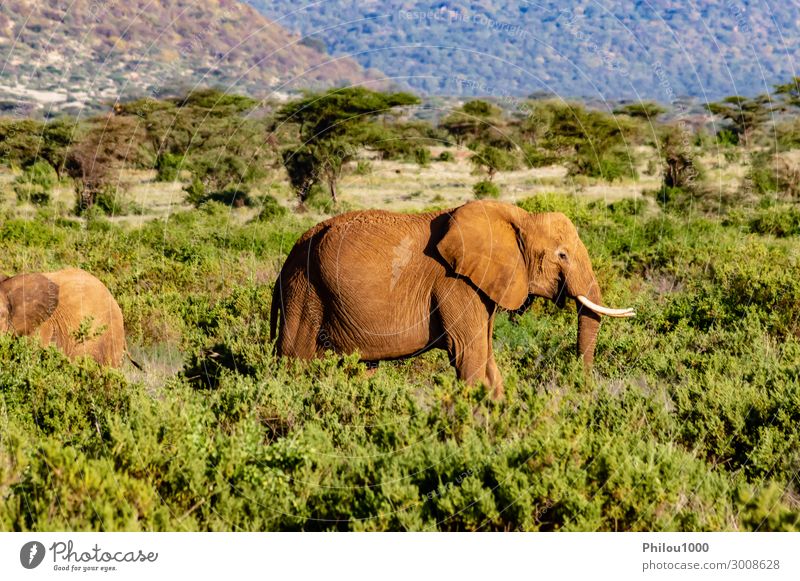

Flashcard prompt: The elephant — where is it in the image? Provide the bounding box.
[0,267,128,367]
[270,200,634,398]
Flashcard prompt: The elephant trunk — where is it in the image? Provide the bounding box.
[576,286,602,368]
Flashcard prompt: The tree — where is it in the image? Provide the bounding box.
[613,102,666,120]
[0,118,77,177]
[65,115,146,213]
[116,89,270,203]
[275,87,419,203]
[38,118,79,179]
[469,144,518,181]
[659,125,701,189]
[773,77,800,108]
[441,99,504,147]
[705,95,774,146]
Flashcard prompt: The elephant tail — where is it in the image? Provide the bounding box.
[125,350,143,371]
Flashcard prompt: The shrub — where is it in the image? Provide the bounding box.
[77,185,127,216]
[305,184,336,213]
[438,151,454,162]
[253,195,288,221]
[473,180,500,199]
[517,193,588,223]
[520,144,560,168]
[414,147,432,167]
[354,160,373,175]
[570,147,636,181]
[748,206,800,237]
[13,161,56,206]
[154,152,183,182]
[184,177,207,207]
[746,152,800,199]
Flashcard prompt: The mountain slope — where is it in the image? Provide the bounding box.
[247,0,800,100]
[0,0,381,115]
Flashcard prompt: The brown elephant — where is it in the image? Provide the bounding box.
[270,200,634,398]
[0,267,128,367]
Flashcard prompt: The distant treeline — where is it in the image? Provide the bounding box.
[3,79,800,216]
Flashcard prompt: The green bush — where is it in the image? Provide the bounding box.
[520,144,560,168]
[414,147,432,167]
[13,161,56,206]
[253,195,288,221]
[154,152,184,182]
[184,176,207,207]
[473,180,500,199]
[748,206,800,237]
[354,160,373,175]
[570,147,636,181]
[94,186,127,216]
[0,174,799,532]
[517,193,589,224]
[438,150,454,162]
[304,184,335,213]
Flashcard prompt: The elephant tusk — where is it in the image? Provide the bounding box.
[576,295,636,318]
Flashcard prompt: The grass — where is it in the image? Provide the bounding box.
[0,157,799,531]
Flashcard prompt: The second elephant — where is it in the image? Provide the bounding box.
[0,268,128,367]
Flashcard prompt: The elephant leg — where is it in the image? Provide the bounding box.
[277,277,324,359]
[485,316,504,399]
[446,326,492,390]
[436,284,501,395]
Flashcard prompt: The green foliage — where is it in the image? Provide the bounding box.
[746,152,800,200]
[748,206,800,237]
[184,177,207,207]
[0,197,799,531]
[706,95,774,146]
[304,184,336,213]
[472,180,500,199]
[413,147,432,167]
[462,100,498,117]
[469,144,518,180]
[354,160,373,175]
[438,150,454,162]
[571,146,635,181]
[276,88,420,202]
[253,195,288,221]
[0,117,77,178]
[517,194,589,224]
[515,101,640,179]
[613,102,666,119]
[13,161,56,206]
[92,186,127,217]
[154,152,184,182]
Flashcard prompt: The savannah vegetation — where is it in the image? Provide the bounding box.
[1,83,800,531]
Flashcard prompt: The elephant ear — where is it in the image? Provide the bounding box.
[1,273,59,335]
[437,201,528,310]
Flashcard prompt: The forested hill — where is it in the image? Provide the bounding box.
[0,0,380,116]
[248,0,800,100]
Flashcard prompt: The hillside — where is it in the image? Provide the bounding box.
[248,0,800,100]
[0,0,381,116]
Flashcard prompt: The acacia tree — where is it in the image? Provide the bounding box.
[65,115,146,213]
[275,88,419,203]
[441,99,504,147]
[469,144,518,181]
[705,94,774,146]
[0,117,77,178]
[613,101,666,120]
